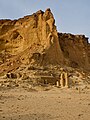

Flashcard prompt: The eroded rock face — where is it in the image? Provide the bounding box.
[0,9,64,74]
[58,33,90,70]
[0,9,90,75]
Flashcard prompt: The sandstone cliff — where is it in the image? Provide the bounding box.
[0,9,90,75]
[58,33,90,70]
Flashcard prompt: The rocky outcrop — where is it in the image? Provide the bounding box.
[58,33,90,70]
[0,9,64,74]
[0,8,90,75]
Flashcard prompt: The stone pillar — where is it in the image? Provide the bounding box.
[56,80,59,87]
[60,73,64,87]
[60,71,69,88]
[65,72,69,88]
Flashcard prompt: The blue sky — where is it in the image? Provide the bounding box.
[0,0,90,42]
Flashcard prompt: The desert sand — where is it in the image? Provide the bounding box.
[0,86,90,120]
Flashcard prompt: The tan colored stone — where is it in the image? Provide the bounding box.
[0,8,90,75]
[60,71,69,88]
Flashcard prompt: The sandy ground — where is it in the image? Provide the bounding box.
[0,86,90,120]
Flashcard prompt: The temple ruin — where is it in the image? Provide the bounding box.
[57,69,69,88]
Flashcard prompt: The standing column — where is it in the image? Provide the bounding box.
[56,80,59,87]
[65,72,69,88]
[60,73,64,87]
